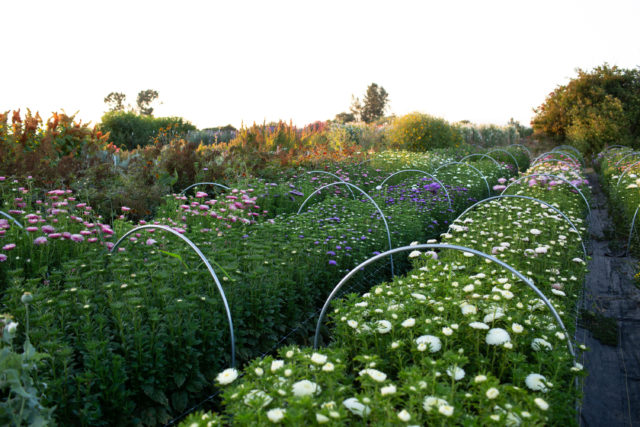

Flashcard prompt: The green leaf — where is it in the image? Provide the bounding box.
[158,250,189,269]
[173,372,186,388]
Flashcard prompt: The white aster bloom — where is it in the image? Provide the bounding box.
[439,405,454,416]
[442,326,453,336]
[475,375,487,383]
[343,397,371,417]
[359,368,387,382]
[525,373,548,392]
[267,408,286,423]
[271,360,284,372]
[244,389,273,408]
[469,321,490,330]
[310,353,327,365]
[397,409,411,422]
[402,318,416,328]
[530,228,542,235]
[461,303,477,316]
[254,367,264,376]
[463,284,475,293]
[512,323,524,333]
[216,368,238,385]
[486,328,511,345]
[381,384,397,395]
[316,413,330,424]
[292,380,321,397]
[486,387,500,399]
[446,366,465,381]
[534,397,549,410]
[411,293,426,301]
[409,250,422,258]
[423,396,449,412]
[322,363,335,372]
[416,335,442,353]
[347,320,358,329]
[376,319,392,334]
[532,338,553,351]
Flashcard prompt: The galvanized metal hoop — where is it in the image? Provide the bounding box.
[378,169,453,211]
[305,171,356,199]
[486,148,520,174]
[180,182,231,195]
[312,243,575,360]
[0,210,24,229]
[507,143,532,158]
[109,224,236,367]
[552,145,584,162]
[530,159,579,171]
[602,144,631,154]
[531,151,580,168]
[447,194,587,260]
[614,151,640,167]
[433,162,491,197]
[501,173,591,215]
[297,181,396,276]
[459,153,503,169]
[616,160,640,187]
[549,150,584,167]
[626,205,640,257]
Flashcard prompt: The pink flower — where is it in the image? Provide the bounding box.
[88,237,98,243]
[195,191,208,198]
[121,206,131,212]
[3,243,16,251]
[49,233,62,239]
[146,238,157,245]
[70,234,84,242]
[492,185,506,191]
[497,177,507,184]
[34,236,48,245]
[26,226,39,232]
[0,254,7,262]
[41,225,56,234]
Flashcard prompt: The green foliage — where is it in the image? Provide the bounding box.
[104,92,127,112]
[455,122,520,147]
[0,302,55,426]
[351,83,389,124]
[388,112,463,151]
[532,64,640,156]
[99,111,196,150]
[136,89,160,116]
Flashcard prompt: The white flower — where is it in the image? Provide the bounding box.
[284,369,292,377]
[486,387,500,399]
[397,409,411,422]
[534,246,548,254]
[534,397,549,410]
[381,384,397,395]
[486,328,511,345]
[410,241,419,246]
[423,396,449,412]
[271,360,284,372]
[347,320,358,329]
[474,375,487,383]
[416,335,442,352]
[571,362,584,372]
[463,284,475,293]
[316,413,330,424]
[439,405,454,417]
[409,250,422,258]
[244,389,273,408]
[442,327,453,336]
[511,323,524,333]
[402,318,416,328]
[343,397,371,417]
[267,408,286,423]
[532,338,553,351]
[292,380,321,397]
[525,373,548,392]
[254,367,264,376]
[359,368,387,382]
[310,353,327,365]
[411,293,426,301]
[446,366,465,381]
[286,350,294,358]
[551,289,566,297]
[322,363,335,372]
[555,332,565,340]
[470,321,490,330]
[530,228,542,235]
[461,304,477,316]
[376,319,392,334]
[216,368,238,385]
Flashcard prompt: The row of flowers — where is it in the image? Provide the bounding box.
[0,148,527,426]
[186,153,589,425]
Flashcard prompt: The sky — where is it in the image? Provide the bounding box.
[2,0,639,130]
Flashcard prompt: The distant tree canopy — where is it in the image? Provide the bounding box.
[531,64,640,156]
[103,89,160,116]
[351,83,389,124]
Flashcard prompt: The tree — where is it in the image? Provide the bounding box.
[104,92,127,112]
[347,83,390,124]
[334,112,356,124]
[136,89,159,116]
[531,64,640,155]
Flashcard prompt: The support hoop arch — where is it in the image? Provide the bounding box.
[530,158,580,170]
[487,148,520,174]
[459,153,503,169]
[433,161,491,197]
[110,225,236,367]
[501,173,591,215]
[0,211,24,229]
[446,194,587,260]
[378,169,453,211]
[312,243,576,360]
[532,151,580,168]
[508,143,532,158]
[616,159,640,187]
[297,181,396,276]
[180,182,230,196]
[627,206,640,257]
[305,171,356,199]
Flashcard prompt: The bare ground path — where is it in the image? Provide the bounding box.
[578,170,640,426]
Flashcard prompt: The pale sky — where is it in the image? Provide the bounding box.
[2,0,639,130]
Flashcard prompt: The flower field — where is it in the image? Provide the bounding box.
[0,146,539,425]
[177,151,590,425]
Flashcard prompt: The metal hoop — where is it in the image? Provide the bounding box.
[603,145,631,154]
[459,153,503,169]
[501,173,591,215]
[306,171,356,199]
[531,159,579,171]
[508,143,532,158]
[433,162,491,196]
[297,182,395,276]
[626,205,640,257]
[616,160,640,187]
[613,151,640,168]
[551,150,584,167]
[447,195,587,260]
[312,243,575,360]
[553,145,583,160]
[532,151,580,168]
[0,211,24,229]
[180,182,230,195]
[487,149,520,174]
[110,225,236,367]
[378,170,453,211]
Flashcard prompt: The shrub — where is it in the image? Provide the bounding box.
[388,113,462,151]
[99,111,196,150]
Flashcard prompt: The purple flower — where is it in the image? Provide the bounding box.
[146,238,157,246]
[2,243,16,251]
[70,234,84,242]
[33,236,48,246]
[0,254,6,262]
[328,260,337,265]
[327,251,336,256]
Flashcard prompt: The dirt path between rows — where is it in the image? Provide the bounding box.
[578,170,640,426]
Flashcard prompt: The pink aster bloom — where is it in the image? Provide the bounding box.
[41,225,56,234]
[49,233,62,239]
[146,238,157,245]
[0,254,7,262]
[26,226,39,232]
[70,234,84,242]
[2,243,16,251]
[195,191,208,198]
[121,206,131,212]
[34,236,48,245]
